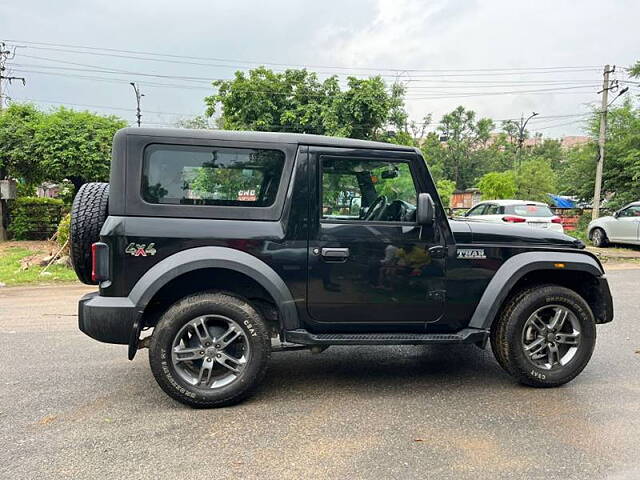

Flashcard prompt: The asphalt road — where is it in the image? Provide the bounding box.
[1,269,640,480]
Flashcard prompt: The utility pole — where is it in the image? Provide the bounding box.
[0,42,26,241]
[130,82,144,127]
[0,42,25,111]
[592,65,615,220]
[516,112,538,166]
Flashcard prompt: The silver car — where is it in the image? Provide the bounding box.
[588,201,640,247]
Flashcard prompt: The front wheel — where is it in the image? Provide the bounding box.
[491,285,596,387]
[591,228,608,247]
[149,292,271,408]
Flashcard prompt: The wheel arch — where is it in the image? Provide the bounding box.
[127,246,298,359]
[588,224,608,240]
[468,251,609,331]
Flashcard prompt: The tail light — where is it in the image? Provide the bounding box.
[91,242,110,283]
[551,216,563,224]
[502,216,526,223]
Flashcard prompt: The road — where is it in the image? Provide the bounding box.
[1,269,639,480]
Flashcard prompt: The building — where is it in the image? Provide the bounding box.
[451,188,482,209]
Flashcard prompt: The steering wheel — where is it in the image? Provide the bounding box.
[377,200,413,222]
[364,195,388,221]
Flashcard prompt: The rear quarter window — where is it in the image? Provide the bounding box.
[142,144,285,207]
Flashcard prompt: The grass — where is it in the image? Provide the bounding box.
[0,244,78,286]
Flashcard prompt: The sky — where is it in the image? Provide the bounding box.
[1,0,638,138]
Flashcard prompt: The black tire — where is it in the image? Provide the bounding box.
[590,228,608,247]
[149,291,271,408]
[70,182,110,285]
[490,285,596,388]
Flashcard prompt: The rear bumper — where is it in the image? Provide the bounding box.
[78,292,140,345]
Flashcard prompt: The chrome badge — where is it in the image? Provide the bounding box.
[125,242,157,257]
[457,248,486,260]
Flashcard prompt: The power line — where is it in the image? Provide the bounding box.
[4,39,604,74]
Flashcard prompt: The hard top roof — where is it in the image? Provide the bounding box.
[118,127,416,152]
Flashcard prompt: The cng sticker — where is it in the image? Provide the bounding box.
[457,248,486,260]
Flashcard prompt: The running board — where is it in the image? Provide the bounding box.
[284,328,488,346]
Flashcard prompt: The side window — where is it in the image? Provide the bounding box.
[619,206,640,217]
[142,144,285,207]
[485,204,500,215]
[467,204,487,216]
[321,157,417,222]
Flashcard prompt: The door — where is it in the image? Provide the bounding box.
[610,205,640,243]
[306,150,447,331]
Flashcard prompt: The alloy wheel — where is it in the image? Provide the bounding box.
[521,305,581,370]
[171,315,250,389]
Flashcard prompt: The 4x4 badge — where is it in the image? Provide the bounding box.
[125,243,156,257]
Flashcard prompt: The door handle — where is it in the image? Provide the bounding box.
[321,247,350,260]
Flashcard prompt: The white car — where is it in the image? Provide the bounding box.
[587,201,640,247]
[463,200,564,233]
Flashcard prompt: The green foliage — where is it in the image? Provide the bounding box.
[514,158,556,202]
[0,104,126,191]
[421,106,494,189]
[476,171,517,200]
[56,213,71,246]
[436,179,456,207]
[205,67,408,140]
[8,197,65,240]
[559,99,640,209]
[0,103,45,183]
[16,181,37,198]
[175,115,212,129]
[35,107,127,191]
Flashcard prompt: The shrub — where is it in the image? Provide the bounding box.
[8,197,65,240]
[56,213,71,247]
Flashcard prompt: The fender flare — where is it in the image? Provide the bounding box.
[467,251,604,330]
[127,246,298,359]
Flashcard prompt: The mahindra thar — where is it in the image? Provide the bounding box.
[71,128,614,408]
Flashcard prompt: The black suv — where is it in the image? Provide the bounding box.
[71,127,614,408]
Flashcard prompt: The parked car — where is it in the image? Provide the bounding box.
[588,201,640,247]
[463,200,564,233]
[70,128,613,408]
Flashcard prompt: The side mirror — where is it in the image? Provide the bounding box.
[417,193,435,226]
[613,210,620,218]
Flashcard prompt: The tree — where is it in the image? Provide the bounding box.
[204,67,408,140]
[34,107,127,191]
[0,103,45,184]
[0,104,127,192]
[175,115,212,129]
[476,171,517,200]
[436,179,456,207]
[559,98,640,208]
[515,158,556,202]
[433,106,494,189]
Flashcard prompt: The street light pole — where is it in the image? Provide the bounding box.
[516,112,538,166]
[130,82,144,127]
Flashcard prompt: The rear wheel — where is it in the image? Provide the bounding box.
[491,285,596,387]
[149,292,271,408]
[590,228,608,247]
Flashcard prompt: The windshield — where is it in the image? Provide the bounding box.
[505,204,554,218]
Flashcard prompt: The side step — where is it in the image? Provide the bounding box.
[284,328,488,346]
